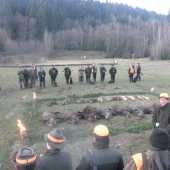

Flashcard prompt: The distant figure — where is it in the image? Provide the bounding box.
[78,65,84,84]
[137,63,141,81]
[85,65,91,83]
[32,64,38,79]
[124,128,170,170]
[64,65,71,84]
[22,66,29,88]
[49,65,58,87]
[38,67,46,88]
[17,67,24,89]
[128,65,135,82]
[100,64,107,83]
[29,66,36,88]
[109,65,117,83]
[91,63,97,83]
[13,146,38,170]
[76,124,124,170]
[36,129,72,170]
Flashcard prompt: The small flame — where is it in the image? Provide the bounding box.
[17,119,26,131]
[33,92,37,99]
[151,87,154,93]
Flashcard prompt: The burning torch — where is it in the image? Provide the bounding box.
[17,119,27,139]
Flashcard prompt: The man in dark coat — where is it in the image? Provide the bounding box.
[13,146,38,170]
[124,128,170,170]
[128,65,135,82]
[36,129,72,170]
[17,67,24,89]
[109,65,117,83]
[32,64,38,79]
[152,93,170,133]
[100,64,107,83]
[64,66,71,84]
[137,63,141,81]
[29,66,36,88]
[76,124,124,170]
[22,66,29,88]
[38,68,46,88]
[49,65,58,86]
[91,63,97,83]
[85,65,91,83]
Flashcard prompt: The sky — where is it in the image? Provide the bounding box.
[99,0,170,15]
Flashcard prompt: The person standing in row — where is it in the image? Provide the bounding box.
[38,67,46,88]
[128,65,135,82]
[49,65,58,86]
[22,66,29,88]
[100,64,107,83]
[64,65,71,84]
[17,67,24,89]
[109,65,117,83]
[78,65,84,84]
[32,64,38,80]
[137,63,141,81]
[85,65,91,83]
[29,66,36,88]
[91,63,97,83]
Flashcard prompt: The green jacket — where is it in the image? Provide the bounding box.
[78,68,84,77]
[76,141,124,170]
[152,102,170,133]
[36,149,72,170]
[17,70,24,80]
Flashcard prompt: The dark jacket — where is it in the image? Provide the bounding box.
[109,67,117,75]
[85,67,91,76]
[36,149,72,170]
[23,69,29,78]
[137,65,141,73]
[49,67,58,77]
[64,67,71,76]
[38,70,46,80]
[152,102,170,133]
[124,146,170,170]
[100,67,107,75]
[76,141,124,170]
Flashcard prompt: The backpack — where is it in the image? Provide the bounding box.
[130,67,134,74]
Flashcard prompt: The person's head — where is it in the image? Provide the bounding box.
[101,64,104,67]
[44,129,67,150]
[80,65,82,68]
[93,63,95,66]
[87,64,89,67]
[22,67,25,70]
[13,146,37,170]
[137,63,140,66]
[112,65,114,67]
[19,67,22,70]
[93,124,109,144]
[132,65,134,68]
[31,66,34,70]
[40,67,43,71]
[159,93,169,106]
[150,128,170,150]
[51,65,54,68]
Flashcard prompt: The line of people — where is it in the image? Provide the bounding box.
[12,125,170,170]
[17,63,142,89]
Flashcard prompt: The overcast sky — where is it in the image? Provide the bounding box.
[99,0,170,15]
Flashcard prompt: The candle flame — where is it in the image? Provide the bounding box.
[33,92,37,99]
[17,119,26,131]
[151,87,154,93]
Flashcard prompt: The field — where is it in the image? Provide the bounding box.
[0,58,170,169]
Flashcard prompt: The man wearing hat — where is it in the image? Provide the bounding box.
[85,65,91,83]
[13,146,38,170]
[109,65,117,83]
[100,64,107,83]
[37,129,72,170]
[152,93,170,133]
[76,124,124,170]
[38,68,46,88]
[124,128,170,170]
[137,63,141,81]
[49,65,58,87]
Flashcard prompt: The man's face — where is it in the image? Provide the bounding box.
[160,97,169,106]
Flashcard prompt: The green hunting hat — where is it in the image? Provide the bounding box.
[40,67,42,69]
[44,129,67,149]
[12,146,37,167]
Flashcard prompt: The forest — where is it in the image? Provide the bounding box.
[0,0,170,60]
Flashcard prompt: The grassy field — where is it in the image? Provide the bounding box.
[0,58,170,169]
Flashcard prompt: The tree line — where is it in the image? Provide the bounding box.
[0,0,170,60]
